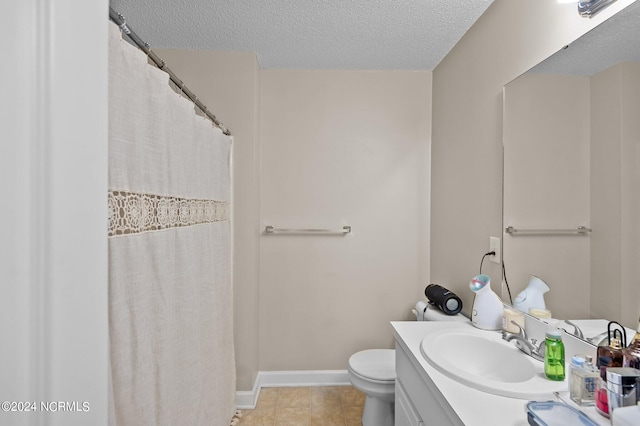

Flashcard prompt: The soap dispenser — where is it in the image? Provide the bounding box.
[469,274,503,330]
[513,275,550,313]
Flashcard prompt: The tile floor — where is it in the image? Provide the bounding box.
[236,386,366,426]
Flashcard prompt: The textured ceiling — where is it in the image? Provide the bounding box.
[109,0,494,70]
[530,1,640,76]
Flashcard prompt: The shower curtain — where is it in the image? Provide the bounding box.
[107,22,235,425]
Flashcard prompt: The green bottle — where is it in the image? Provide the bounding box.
[544,329,565,381]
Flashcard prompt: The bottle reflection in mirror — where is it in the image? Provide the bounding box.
[622,317,640,368]
[513,275,549,314]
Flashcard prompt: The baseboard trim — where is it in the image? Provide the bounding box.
[236,370,350,409]
[259,370,350,388]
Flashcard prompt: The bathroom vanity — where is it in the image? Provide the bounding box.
[391,321,609,426]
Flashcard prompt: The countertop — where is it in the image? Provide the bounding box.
[391,320,610,426]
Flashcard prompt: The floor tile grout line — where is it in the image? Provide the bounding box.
[307,386,312,425]
[272,387,278,426]
[340,393,347,426]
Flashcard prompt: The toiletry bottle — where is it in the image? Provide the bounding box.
[595,356,612,418]
[544,329,565,381]
[622,317,640,369]
[597,322,626,368]
[595,321,627,417]
[569,355,586,403]
[580,355,598,406]
[597,333,624,368]
[570,354,598,406]
[606,367,640,415]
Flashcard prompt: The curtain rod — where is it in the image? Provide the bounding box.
[109,7,231,136]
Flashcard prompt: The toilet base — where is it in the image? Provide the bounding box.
[362,395,394,426]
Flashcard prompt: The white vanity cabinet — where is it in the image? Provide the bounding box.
[395,341,463,426]
[391,321,609,426]
[395,377,423,426]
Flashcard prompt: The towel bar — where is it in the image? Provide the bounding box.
[264,225,351,235]
[505,226,591,235]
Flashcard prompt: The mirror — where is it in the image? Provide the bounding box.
[502,1,640,344]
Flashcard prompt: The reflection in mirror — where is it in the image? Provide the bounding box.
[502,1,640,345]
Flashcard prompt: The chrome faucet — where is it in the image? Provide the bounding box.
[563,320,584,340]
[502,321,546,362]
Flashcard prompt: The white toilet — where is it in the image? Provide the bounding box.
[347,349,396,426]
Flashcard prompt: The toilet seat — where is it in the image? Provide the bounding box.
[348,349,396,426]
[348,349,396,382]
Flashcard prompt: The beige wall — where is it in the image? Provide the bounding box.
[503,74,590,319]
[154,0,637,392]
[148,58,431,386]
[430,0,632,317]
[590,62,640,327]
[259,70,431,370]
[156,50,261,390]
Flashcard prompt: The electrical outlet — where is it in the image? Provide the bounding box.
[489,236,501,264]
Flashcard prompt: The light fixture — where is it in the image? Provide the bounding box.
[558,0,618,17]
[577,0,617,17]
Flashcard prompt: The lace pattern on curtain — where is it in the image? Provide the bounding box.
[108,190,229,237]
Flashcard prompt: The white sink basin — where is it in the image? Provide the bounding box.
[420,327,567,399]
